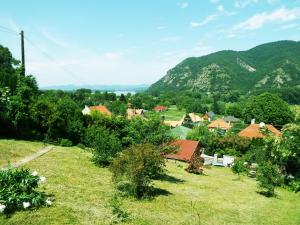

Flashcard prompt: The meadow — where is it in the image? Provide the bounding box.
[1,140,299,225]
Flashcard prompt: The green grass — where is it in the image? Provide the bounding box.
[1,144,299,225]
[147,105,186,121]
[0,139,45,166]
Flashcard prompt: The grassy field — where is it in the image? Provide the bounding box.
[1,143,299,225]
[147,105,186,121]
[0,139,45,166]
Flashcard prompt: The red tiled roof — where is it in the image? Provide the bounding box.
[89,105,112,116]
[238,124,281,139]
[154,105,168,111]
[165,140,201,162]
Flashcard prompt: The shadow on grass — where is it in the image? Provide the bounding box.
[148,187,173,199]
[256,190,277,198]
[160,174,185,184]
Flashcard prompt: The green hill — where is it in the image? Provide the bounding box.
[149,40,300,93]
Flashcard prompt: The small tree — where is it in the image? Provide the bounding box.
[257,162,282,197]
[186,152,204,174]
[110,143,165,199]
[85,125,122,167]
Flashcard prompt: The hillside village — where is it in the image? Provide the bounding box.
[1,1,300,223]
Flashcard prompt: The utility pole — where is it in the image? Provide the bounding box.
[20,30,25,76]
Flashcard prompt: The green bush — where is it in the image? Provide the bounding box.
[257,162,283,197]
[0,168,51,214]
[231,159,247,177]
[85,125,122,167]
[59,138,73,147]
[110,143,165,199]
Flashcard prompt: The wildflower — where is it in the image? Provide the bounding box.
[0,204,6,213]
[23,202,31,209]
[46,198,52,206]
[31,171,38,176]
[39,176,46,183]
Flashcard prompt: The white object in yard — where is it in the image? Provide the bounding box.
[251,119,255,124]
[201,154,214,165]
[223,155,234,167]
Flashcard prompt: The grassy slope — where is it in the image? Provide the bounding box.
[1,145,299,225]
[0,139,44,166]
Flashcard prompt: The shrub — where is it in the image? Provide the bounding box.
[110,143,165,199]
[186,152,204,175]
[85,126,122,167]
[0,168,51,214]
[59,138,73,147]
[231,159,247,178]
[256,162,283,197]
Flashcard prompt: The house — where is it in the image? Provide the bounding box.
[164,140,203,162]
[208,119,231,131]
[82,105,112,116]
[188,113,203,123]
[201,111,215,121]
[127,108,145,119]
[238,122,281,139]
[153,105,168,112]
[164,120,183,128]
[170,126,191,140]
[223,116,240,123]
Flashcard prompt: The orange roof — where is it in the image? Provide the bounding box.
[89,105,112,116]
[165,140,201,162]
[238,124,281,139]
[189,113,202,123]
[154,105,168,111]
[208,119,231,130]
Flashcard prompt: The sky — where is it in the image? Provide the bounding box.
[0,0,300,87]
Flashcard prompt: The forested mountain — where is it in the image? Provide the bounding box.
[149,40,300,93]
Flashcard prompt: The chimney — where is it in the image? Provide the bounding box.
[251,119,255,125]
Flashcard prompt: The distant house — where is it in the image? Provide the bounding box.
[223,116,240,123]
[164,119,183,128]
[153,105,168,112]
[208,119,231,131]
[188,113,203,123]
[201,111,215,121]
[238,123,281,139]
[164,140,203,162]
[127,108,145,119]
[82,105,112,116]
[170,126,191,140]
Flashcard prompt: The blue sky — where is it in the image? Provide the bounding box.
[1,0,300,87]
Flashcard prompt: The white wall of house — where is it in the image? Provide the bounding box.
[82,106,91,115]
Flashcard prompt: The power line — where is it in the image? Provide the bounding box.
[24,35,88,85]
[0,25,18,36]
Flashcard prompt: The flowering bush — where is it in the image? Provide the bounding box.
[0,167,52,215]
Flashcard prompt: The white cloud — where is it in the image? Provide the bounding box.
[234,0,259,8]
[191,14,219,28]
[218,5,224,12]
[233,7,300,31]
[179,2,189,9]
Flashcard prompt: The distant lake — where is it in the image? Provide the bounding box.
[111,91,136,96]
